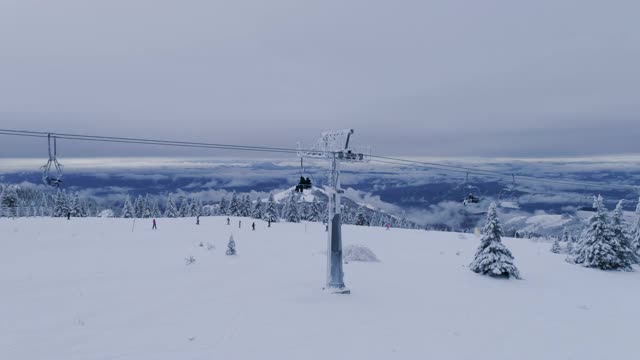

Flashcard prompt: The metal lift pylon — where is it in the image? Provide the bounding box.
[297,129,370,294]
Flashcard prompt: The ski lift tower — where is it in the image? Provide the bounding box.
[298,129,370,294]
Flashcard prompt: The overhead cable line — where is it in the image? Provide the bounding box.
[0,128,638,193]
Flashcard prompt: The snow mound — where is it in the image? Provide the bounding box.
[343,244,380,262]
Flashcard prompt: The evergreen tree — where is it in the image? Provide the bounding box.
[121,195,135,218]
[307,198,322,222]
[299,201,310,221]
[241,195,251,217]
[566,239,574,254]
[226,234,237,256]
[133,195,145,218]
[282,191,301,223]
[610,200,638,264]
[262,194,279,223]
[573,196,634,271]
[69,193,83,217]
[251,198,263,219]
[469,203,521,279]
[630,197,640,252]
[550,237,561,254]
[178,198,190,217]
[141,195,152,218]
[151,200,161,218]
[188,198,199,217]
[562,228,570,242]
[218,197,229,216]
[0,185,19,217]
[354,206,369,226]
[164,196,179,218]
[53,190,68,217]
[229,192,240,216]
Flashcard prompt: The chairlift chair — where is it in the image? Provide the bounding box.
[295,158,313,192]
[41,134,64,187]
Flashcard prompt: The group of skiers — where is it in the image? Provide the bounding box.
[150,216,263,231]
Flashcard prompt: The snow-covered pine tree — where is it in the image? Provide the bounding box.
[562,228,570,242]
[151,200,161,218]
[550,237,561,254]
[178,198,190,217]
[218,197,229,216]
[307,198,322,222]
[188,198,199,217]
[121,195,135,218]
[469,202,521,279]
[566,239,574,254]
[70,193,84,217]
[0,185,19,218]
[242,195,251,217]
[573,196,634,271]
[299,201,309,221]
[52,190,68,217]
[369,211,380,227]
[140,195,151,218]
[251,198,263,219]
[354,206,369,226]
[630,197,640,252]
[133,195,144,218]
[164,196,179,218]
[610,200,638,264]
[229,192,240,216]
[262,194,279,223]
[226,234,237,256]
[282,191,301,223]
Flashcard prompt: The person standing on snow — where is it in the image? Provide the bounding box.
[252,222,255,231]
[196,215,200,225]
[226,217,230,225]
[152,218,157,230]
[238,220,242,229]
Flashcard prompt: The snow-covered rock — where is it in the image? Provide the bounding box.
[343,244,380,262]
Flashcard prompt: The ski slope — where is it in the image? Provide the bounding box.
[2,217,639,360]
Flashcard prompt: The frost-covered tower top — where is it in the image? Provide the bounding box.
[469,202,520,279]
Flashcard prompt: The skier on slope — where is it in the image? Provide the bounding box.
[196,215,200,225]
[226,217,230,225]
[152,218,157,230]
[239,220,242,229]
[252,222,255,231]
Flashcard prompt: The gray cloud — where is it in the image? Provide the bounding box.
[1,1,639,157]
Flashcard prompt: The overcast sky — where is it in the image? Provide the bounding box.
[1,0,639,158]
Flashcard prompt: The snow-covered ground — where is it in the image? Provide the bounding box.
[2,217,639,359]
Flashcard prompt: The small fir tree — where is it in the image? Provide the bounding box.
[469,202,521,279]
[550,237,561,254]
[226,234,237,256]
